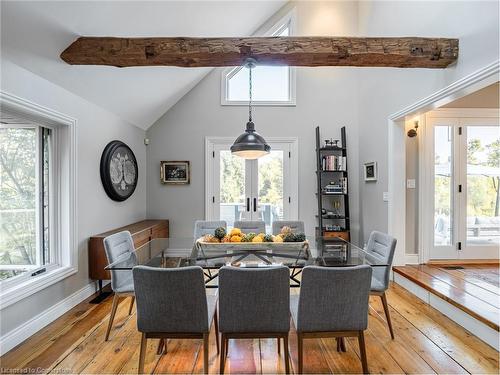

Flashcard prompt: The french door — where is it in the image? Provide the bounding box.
[428,113,500,259]
[206,138,298,233]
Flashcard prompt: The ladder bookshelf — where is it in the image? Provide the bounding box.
[315,126,350,241]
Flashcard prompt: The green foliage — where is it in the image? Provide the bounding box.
[0,128,37,280]
[283,233,296,242]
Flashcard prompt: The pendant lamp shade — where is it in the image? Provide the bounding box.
[231,58,270,159]
[230,121,271,159]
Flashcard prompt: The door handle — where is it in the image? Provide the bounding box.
[253,198,257,212]
[246,198,250,212]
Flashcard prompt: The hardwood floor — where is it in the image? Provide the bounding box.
[1,281,499,374]
[393,264,500,331]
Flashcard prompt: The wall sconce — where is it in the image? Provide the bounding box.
[407,120,419,137]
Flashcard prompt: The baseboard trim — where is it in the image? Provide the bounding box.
[0,280,106,355]
[393,273,499,351]
[404,254,420,265]
[427,259,500,265]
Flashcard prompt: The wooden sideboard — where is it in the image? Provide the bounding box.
[89,219,169,282]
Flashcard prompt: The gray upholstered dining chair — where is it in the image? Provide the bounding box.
[272,220,305,235]
[366,231,397,339]
[290,265,372,374]
[233,220,265,234]
[103,231,137,341]
[132,265,219,374]
[194,220,227,238]
[218,266,291,374]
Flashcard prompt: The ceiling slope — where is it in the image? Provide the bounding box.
[0,1,286,129]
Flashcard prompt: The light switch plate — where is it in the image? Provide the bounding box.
[407,179,416,189]
[383,192,389,202]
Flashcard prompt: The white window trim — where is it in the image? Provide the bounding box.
[0,91,78,310]
[220,9,297,107]
[204,136,299,221]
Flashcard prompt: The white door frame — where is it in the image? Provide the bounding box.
[204,136,299,221]
[388,60,499,266]
[422,109,500,261]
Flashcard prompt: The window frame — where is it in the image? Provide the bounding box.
[220,11,297,107]
[0,91,77,310]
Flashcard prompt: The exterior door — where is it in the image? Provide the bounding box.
[428,114,499,259]
[207,138,298,232]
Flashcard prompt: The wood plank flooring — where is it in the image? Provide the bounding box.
[2,280,499,374]
[393,264,500,331]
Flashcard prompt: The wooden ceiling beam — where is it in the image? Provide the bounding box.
[60,36,459,68]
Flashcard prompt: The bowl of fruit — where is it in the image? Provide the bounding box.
[197,226,307,250]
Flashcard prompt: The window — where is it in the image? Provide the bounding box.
[0,125,53,281]
[0,92,77,309]
[221,14,296,106]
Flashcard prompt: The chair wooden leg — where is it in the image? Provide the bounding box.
[297,333,303,374]
[340,337,347,352]
[380,292,395,339]
[128,296,135,315]
[138,333,147,374]
[277,337,281,354]
[336,337,341,352]
[283,334,290,374]
[225,337,229,360]
[219,333,226,375]
[358,331,369,374]
[105,294,120,341]
[203,333,209,374]
[214,308,220,354]
[157,339,164,355]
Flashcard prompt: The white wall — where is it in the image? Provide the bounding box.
[146,1,361,241]
[357,0,499,245]
[0,59,147,338]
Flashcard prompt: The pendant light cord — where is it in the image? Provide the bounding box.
[248,64,253,123]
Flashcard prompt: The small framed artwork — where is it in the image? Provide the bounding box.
[160,161,190,184]
[364,162,377,182]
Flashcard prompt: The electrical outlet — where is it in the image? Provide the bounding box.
[407,179,416,189]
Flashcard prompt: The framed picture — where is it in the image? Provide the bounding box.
[364,162,377,182]
[160,161,190,184]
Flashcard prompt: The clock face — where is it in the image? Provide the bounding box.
[100,141,138,201]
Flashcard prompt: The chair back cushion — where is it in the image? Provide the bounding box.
[219,266,290,333]
[272,221,305,235]
[233,221,266,234]
[366,231,397,290]
[133,266,209,333]
[297,265,372,332]
[194,220,227,238]
[103,231,136,292]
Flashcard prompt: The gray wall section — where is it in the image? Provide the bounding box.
[406,128,419,255]
[1,59,147,337]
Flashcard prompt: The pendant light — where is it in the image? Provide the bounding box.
[231,58,271,159]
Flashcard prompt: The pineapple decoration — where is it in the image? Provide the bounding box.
[214,227,226,240]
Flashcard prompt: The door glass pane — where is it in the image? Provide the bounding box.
[219,151,246,228]
[466,126,500,246]
[258,151,284,233]
[434,126,453,246]
[0,127,37,280]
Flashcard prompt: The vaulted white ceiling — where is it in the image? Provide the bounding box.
[1,1,287,129]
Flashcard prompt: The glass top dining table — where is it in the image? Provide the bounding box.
[105,237,388,286]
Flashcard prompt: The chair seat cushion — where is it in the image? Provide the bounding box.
[290,294,299,330]
[370,277,386,292]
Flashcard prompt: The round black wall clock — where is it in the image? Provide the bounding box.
[100,140,138,201]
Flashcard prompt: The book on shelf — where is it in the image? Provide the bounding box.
[322,177,348,194]
[321,155,347,171]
